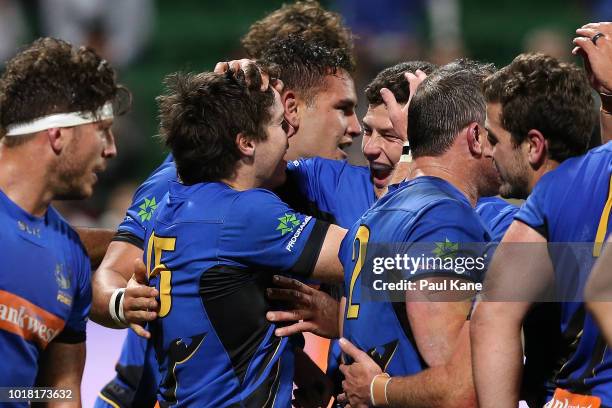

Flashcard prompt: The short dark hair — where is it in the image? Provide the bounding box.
[260,35,354,105]
[242,0,354,63]
[365,61,438,106]
[0,37,126,140]
[408,59,494,158]
[483,53,594,161]
[157,71,275,185]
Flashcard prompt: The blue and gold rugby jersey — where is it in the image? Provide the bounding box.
[99,156,375,407]
[341,176,491,376]
[145,181,329,407]
[0,190,91,395]
[515,142,612,405]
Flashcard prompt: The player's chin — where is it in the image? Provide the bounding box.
[498,182,517,199]
[369,165,393,189]
[267,163,287,189]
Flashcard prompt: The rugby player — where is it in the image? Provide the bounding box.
[266,59,522,406]
[146,69,346,406]
[470,53,602,408]
[329,60,494,408]
[0,37,126,403]
[92,36,359,407]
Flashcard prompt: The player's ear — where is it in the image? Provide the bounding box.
[525,129,547,167]
[46,127,66,155]
[281,90,299,131]
[466,122,483,156]
[236,132,255,158]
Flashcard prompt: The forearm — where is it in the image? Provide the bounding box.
[471,302,523,408]
[386,365,475,408]
[75,227,115,269]
[91,271,128,327]
[385,324,476,408]
[310,225,346,284]
[34,342,84,408]
[90,241,142,325]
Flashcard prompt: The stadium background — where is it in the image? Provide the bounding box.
[0,0,607,405]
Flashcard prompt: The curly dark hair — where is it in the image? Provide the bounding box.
[365,61,438,106]
[483,53,594,162]
[157,70,275,185]
[0,37,125,140]
[241,0,354,63]
[260,35,354,105]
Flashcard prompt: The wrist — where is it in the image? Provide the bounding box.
[370,372,391,407]
[109,288,129,328]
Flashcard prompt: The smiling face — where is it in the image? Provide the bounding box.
[287,70,361,161]
[54,118,117,199]
[361,103,406,189]
[256,89,296,189]
[484,102,531,199]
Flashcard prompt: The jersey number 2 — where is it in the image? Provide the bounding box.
[346,225,370,319]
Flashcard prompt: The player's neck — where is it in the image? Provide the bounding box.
[221,165,260,191]
[373,184,387,199]
[0,145,53,217]
[528,158,560,194]
[411,156,479,207]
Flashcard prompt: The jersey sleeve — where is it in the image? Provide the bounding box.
[284,157,344,212]
[402,200,491,282]
[220,189,330,277]
[514,174,553,239]
[115,157,177,249]
[55,237,91,344]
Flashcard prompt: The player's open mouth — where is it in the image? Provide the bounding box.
[369,162,393,186]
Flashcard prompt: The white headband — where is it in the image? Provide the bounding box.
[5,102,114,136]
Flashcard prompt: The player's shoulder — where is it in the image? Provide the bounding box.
[130,156,177,207]
[163,182,285,221]
[231,187,286,209]
[291,157,369,177]
[382,176,473,213]
[542,142,612,185]
[139,156,177,190]
[476,196,517,215]
[46,206,89,267]
[47,206,85,245]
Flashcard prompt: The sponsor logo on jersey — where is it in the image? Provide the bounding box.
[0,290,65,349]
[54,264,73,307]
[17,220,41,238]
[138,197,158,222]
[544,388,601,408]
[432,238,459,259]
[276,213,301,236]
[285,216,312,252]
[54,264,71,290]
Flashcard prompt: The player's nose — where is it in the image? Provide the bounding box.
[346,113,362,139]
